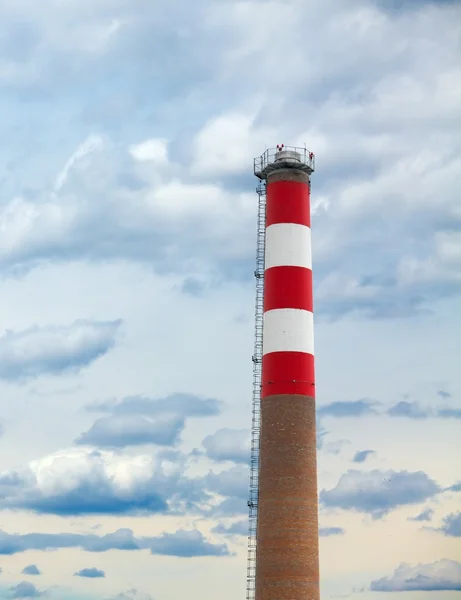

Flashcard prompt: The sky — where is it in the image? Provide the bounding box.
[0,0,460,599]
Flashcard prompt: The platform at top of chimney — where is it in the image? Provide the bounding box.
[254,146,315,180]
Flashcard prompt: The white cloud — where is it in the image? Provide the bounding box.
[0,444,249,518]
[0,320,121,381]
[201,429,249,464]
[0,448,183,515]
[129,139,169,165]
[0,137,257,280]
[55,135,104,192]
[371,559,461,592]
[0,0,460,598]
[191,111,276,176]
[320,469,441,516]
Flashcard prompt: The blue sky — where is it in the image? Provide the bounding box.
[0,0,460,599]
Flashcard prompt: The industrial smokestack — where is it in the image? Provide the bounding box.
[249,146,319,600]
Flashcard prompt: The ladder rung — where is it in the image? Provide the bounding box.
[247,191,265,599]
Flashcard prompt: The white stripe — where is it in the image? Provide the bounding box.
[265,223,312,270]
[263,308,314,355]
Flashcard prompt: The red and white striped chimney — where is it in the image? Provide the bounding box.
[255,146,320,600]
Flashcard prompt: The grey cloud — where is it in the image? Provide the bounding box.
[318,400,379,418]
[78,393,223,449]
[387,401,461,420]
[148,530,230,557]
[438,512,461,537]
[75,414,186,448]
[0,0,460,320]
[370,559,461,592]
[0,450,205,516]
[86,394,224,419]
[388,401,430,419]
[437,407,461,419]
[437,390,452,399]
[319,527,345,537]
[320,469,441,517]
[373,0,458,12]
[21,565,40,576]
[315,286,431,321]
[202,429,249,464]
[212,520,248,536]
[0,527,230,557]
[180,277,208,297]
[0,136,257,287]
[408,508,434,522]
[9,582,42,598]
[212,497,247,517]
[74,568,105,578]
[323,440,350,456]
[316,425,329,450]
[0,320,121,382]
[17,481,168,517]
[353,450,375,463]
[204,465,249,502]
[106,590,154,600]
[0,445,252,517]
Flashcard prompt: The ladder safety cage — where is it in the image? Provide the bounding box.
[246,180,266,600]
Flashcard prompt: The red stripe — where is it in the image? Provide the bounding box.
[266,181,311,227]
[262,352,315,398]
[264,266,313,313]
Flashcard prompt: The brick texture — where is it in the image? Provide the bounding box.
[255,394,320,600]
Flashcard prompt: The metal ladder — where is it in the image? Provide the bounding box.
[246,181,266,600]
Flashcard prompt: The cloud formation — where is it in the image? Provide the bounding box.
[77,393,224,449]
[0,2,459,599]
[21,565,40,576]
[0,528,144,555]
[388,401,430,419]
[0,134,256,286]
[75,414,186,448]
[212,520,249,537]
[370,559,461,592]
[9,582,42,598]
[0,448,197,516]
[317,400,379,418]
[86,394,223,419]
[319,527,345,537]
[74,568,106,578]
[352,450,375,463]
[438,512,461,537]
[316,399,461,422]
[438,407,461,419]
[148,530,230,558]
[387,401,461,420]
[0,320,121,382]
[201,429,250,464]
[0,527,229,557]
[320,469,440,517]
[204,465,249,504]
[106,590,154,600]
[0,0,460,321]
[316,425,329,451]
[408,508,434,522]
[0,444,251,517]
